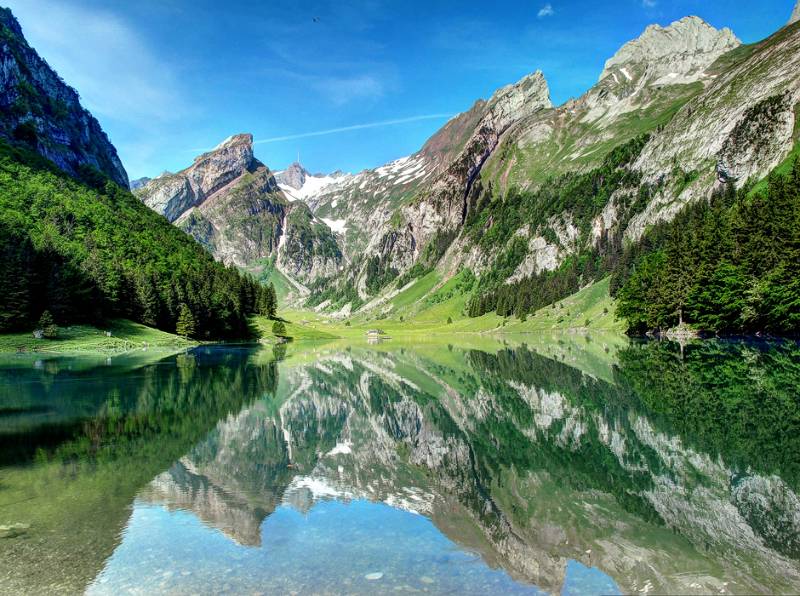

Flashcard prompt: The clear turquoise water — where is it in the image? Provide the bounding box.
[1,339,799,594]
[89,501,561,594]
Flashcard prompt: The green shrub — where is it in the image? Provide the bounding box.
[36,310,57,338]
[272,320,287,337]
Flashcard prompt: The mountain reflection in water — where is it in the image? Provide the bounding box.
[1,338,799,594]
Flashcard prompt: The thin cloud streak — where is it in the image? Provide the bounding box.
[252,114,453,145]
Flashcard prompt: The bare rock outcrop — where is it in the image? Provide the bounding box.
[136,134,344,282]
[0,8,128,187]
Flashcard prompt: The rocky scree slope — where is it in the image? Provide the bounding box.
[135,134,343,285]
[276,95,495,265]
[0,8,128,187]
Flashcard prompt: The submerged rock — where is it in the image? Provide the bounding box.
[0,523,30,539]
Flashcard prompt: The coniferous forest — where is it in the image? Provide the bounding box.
[464,137,800,337]
[612,160,800,335]
[0,142,277,339]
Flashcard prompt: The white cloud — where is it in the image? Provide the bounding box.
[189,113,453,152]
[312,74,386,106]
[4,0,188,125]
[537,3,555,18]
[253,114,453,144]
[642,0,657,7]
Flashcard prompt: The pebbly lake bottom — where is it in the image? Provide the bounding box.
[1,336,799,594]
[90,500,616,595]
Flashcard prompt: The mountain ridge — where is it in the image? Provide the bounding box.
[135,133,344,285]
[0,8,129,187]
[133,10,800,333]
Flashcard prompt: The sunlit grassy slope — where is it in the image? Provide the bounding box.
[248,260,296,303]
[0,319,194,353]
[254,276,623,344]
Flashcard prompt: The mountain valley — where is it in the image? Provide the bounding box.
[134,8,800,335]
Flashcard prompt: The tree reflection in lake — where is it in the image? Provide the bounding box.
[0,347,278,594]
[1,339,799,594]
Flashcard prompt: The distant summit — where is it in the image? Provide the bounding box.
[130,177,152,190]
[275,162,310,190]
[599,16,740,85]
[135,132,262,223]
[135,134,344,283]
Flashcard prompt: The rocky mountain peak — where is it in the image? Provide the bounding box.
[488,70,552,117]
[197,133,254,167]
[0,7,129,187]
[275,162,310,190]
[136,133,260,222]
[189,133,255,189]
[600,16,740,84]
[213,133,253,151]
[790,1,800,26]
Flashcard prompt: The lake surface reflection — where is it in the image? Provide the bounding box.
[1,337,799,594]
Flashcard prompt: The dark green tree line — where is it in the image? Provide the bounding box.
[614,159,800,335]
[0,141,277,339]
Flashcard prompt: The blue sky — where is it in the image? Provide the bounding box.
[5,0,795,179]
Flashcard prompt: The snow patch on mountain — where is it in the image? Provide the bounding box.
[321,217,347,234]
[279,173,344,202]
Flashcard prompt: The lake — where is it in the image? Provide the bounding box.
[1,336,799,594]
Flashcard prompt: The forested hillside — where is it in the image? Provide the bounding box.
[612,158,800,335]
[0,142,277,339]
[257,15,800,337]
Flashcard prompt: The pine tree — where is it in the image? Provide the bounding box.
[176,303,197,338]
[135,273,159,327]
[0,230,32,331]
[272,319,287,337]
[37,310,58,338]
[261,283,277,318]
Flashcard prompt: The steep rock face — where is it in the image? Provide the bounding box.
[136,134,343,283]
[716,93,795,183]
[275,202,344,283]
[174,160,286,266]
[627,20,800,239]
[600,16,739,86]
[136,134,256,222]
[362,71,552,291]
[424,70,552,224]
[0,8,128,187]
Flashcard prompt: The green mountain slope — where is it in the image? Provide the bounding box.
[0,142,274,339]
[0,10,278,340]
[277,16,800,337]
